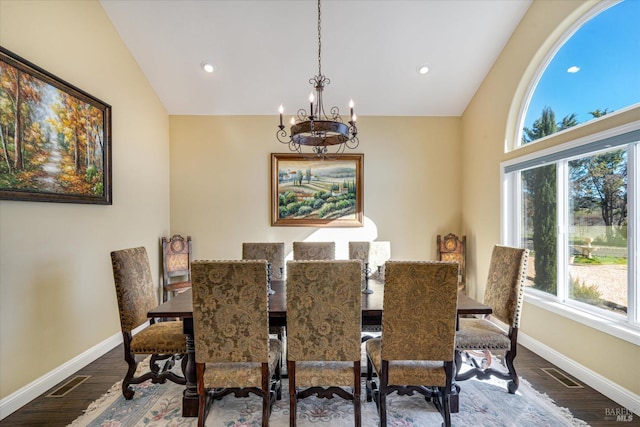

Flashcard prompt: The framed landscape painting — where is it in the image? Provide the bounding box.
[271,153,363,227]
[0,46,112,204]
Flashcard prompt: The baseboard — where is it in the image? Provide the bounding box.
[519,332,640,415]
[0,332,122,420]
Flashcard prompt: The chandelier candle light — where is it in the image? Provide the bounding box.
[277,0,359,159]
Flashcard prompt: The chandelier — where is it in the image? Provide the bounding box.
[276,0,359,159]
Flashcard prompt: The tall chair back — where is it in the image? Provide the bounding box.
[286,260,362,426]
[292,241,335,260]
[191,260,281,427]
[365,261,459,427]
[242,242,285,280]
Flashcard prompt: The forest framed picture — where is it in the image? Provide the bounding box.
[0,46,112,204]
[271,153,363,227]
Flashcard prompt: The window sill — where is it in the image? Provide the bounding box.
[524,291,640,346]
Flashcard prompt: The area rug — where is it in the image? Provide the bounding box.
[70,352,589,427]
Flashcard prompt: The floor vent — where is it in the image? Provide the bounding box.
[541,368,583,388]
[46,375,91,397]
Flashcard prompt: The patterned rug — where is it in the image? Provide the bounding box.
[70,352,589,427]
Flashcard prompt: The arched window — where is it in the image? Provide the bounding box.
[520,0,640,146]
[502,0,640,344]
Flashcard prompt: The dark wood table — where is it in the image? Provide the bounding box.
[148,279,491,417]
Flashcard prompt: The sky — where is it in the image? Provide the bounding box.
[523,0,640,131]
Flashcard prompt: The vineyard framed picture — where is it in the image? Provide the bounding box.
[271,153,363,227]
[0,46,112,204]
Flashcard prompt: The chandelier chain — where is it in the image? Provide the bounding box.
[317,0,322,76]
[276,0,359,159]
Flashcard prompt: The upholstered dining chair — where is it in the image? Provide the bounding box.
[292,241,335,260]
[191,260,282,427]
[161,234,192,302]
[365,261,459,427]
[242,242,285,285]
[286,260,362,427]
[110,247,186,400]
[454,245,529,394]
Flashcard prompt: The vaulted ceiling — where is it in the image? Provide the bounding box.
[100,0,531,117]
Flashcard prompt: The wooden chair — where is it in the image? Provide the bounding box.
[437,233,466,294]
[191,260,282,427]
[161,234,192,302]
[292,241,335,260]
[286,260,362,427]
[455,245,529,394]
[110,247,186,399]
[365,261,459,427]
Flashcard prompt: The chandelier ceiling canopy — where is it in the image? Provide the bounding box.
[276,0,359,159]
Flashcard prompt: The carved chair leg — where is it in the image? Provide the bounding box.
[288,361,297,427]
[454,350,463,381]
[275,355,282,400]
[365,354,374,402]
[504,349,519,393]
[354,361,362,427]
[441,387,452,427]
[379,361,389,427]
[122,352,137,400]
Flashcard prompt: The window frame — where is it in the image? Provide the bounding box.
[502,120,640,345]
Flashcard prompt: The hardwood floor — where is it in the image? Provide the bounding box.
[1,344,636,426]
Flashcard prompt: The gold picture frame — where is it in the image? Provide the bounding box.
[271,153,363,227]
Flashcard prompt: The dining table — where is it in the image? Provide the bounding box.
[147,278,492,417]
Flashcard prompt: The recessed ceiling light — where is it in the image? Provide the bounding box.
[201,61,215,73]
[417,64,430,75]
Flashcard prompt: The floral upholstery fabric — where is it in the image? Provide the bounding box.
[481,245,529,328]
[202,338,282,388]
[294,361,359,387]
[191,260,271,364]
[348,242,370,263]
[287,261,362,387]
[455,245,528,353]
[454,318,511,350]
[111,247,162,333]
[292,241,335,260]
[380,261,459,362]
[366,339,446,386]
[242,242,285,277]
[166,253,189,271]
[130,321,187,354]
[286,260,362,362]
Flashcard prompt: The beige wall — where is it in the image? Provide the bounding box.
[0,0,171,399]
[169,115,462,261]
[461,0,640,394]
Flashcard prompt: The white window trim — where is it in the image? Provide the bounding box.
[524,290,640,345]
[502,121,640,346]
